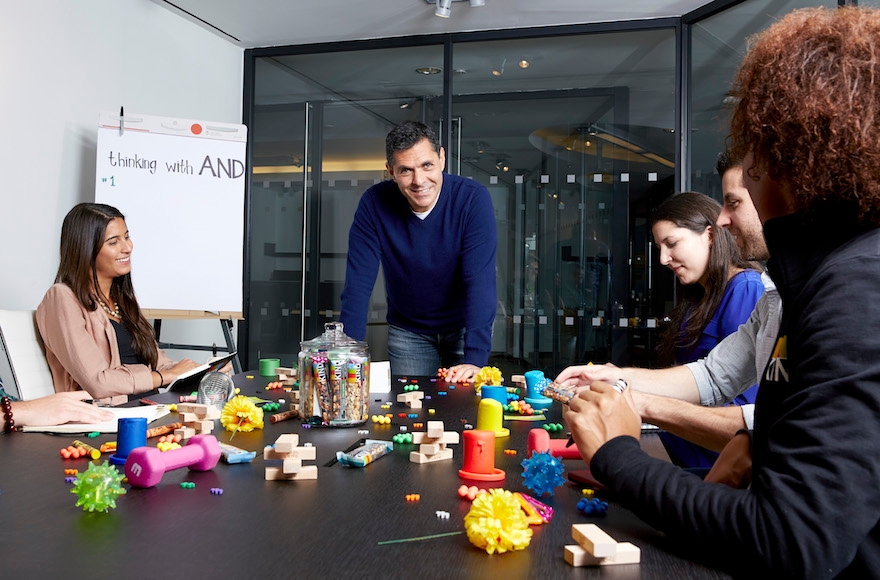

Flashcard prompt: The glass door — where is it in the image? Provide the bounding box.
[451,91,630,375]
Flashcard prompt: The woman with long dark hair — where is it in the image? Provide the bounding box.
[36,203,199,403]
[651,191,763,468]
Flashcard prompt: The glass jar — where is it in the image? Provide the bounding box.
[298,322,370,427]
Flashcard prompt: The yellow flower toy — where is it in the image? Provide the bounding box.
[473,366,502,393]
[464,488,533,554]
[221,395,265,436]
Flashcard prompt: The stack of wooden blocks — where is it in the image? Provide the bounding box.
[564,523,640,567]
[409,420,459,464]
[397,390,424,409]
[175,403,220,440]
[264,433,317,481]
[275,366,297,387]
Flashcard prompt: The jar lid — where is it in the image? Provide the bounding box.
[300,322,368,351]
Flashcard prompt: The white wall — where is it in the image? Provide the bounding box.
[0,1,244,382]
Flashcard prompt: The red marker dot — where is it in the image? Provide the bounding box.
[191,124,203,135]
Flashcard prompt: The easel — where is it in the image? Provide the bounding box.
[145,310,243,374]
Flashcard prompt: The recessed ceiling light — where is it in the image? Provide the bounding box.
[415,67,442,75]
[518,60,530,69]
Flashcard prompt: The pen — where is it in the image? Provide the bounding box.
[119,106,124,136]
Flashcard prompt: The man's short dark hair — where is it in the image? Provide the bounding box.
[386,121,440,166]
[715,150,742,177]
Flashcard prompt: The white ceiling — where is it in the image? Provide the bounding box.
[154,0,716,48]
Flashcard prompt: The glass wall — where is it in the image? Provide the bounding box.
[450,30,676,372]
[243,0,844,376]
[687,0,836,198]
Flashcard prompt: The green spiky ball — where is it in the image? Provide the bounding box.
[71,461,126,512]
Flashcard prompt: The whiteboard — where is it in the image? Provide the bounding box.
[95,112,246,314]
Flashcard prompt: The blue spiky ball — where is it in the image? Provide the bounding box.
[521,450,565,496]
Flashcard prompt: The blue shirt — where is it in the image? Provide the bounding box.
[339,173,497,366]
[662,269,764,468]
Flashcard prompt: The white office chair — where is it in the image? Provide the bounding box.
[0,310,56,400]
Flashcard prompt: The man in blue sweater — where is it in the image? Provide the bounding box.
[339,121,497,383]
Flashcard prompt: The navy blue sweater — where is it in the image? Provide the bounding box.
[592,212,880,578]
[339,173,497,366]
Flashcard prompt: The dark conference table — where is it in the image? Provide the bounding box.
[1,373,733,579]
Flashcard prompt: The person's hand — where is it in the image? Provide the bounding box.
[165,359,201,383]
[445,363,480,384]
[12,391,114,428]
[704,431,752,488]
[562,380,641,464]
[554,362,621,389]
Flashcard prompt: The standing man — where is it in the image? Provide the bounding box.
[340,121,497,383]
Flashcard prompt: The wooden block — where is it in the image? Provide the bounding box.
[274,434,300,453]
[409,447,454,464]
[203,407,221,420]
[397,391,424,403]
[276,367,295,376]
[193,420,214,433]
[564,543,640,567]
[265,465,318,481]
[427,421,444,438]
[408,399,422,409]
[176,403,206,415]
[174,427,196,440]
[511,374,526,385]
[412,431,460,445]
[572,524,618,558]
[282,457,302,474]
[263,446,317,461]
[180,412,199,423]
[420,443,442,455]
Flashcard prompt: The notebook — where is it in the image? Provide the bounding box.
[21,404,170,434]
[161,352,237,393]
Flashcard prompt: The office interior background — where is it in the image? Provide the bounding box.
[239,0,849,376]
[0,0,861,389]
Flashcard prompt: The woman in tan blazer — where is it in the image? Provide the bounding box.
[36,203,200,404]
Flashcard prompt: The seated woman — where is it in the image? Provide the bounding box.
[36,203,200,404]
[651,191,763,469]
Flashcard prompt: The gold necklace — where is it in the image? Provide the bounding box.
[98,297,121,319]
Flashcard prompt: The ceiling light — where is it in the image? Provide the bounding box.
[435,0,452,18]
[518,60,530,69]
[469,0,486,6]
[492,58,507,77]
[415,67,442,75]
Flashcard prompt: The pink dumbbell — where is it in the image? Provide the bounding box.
[124,434,221,488]
[527,428,583,460]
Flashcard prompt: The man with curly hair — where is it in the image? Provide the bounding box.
[561,8,880,577]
